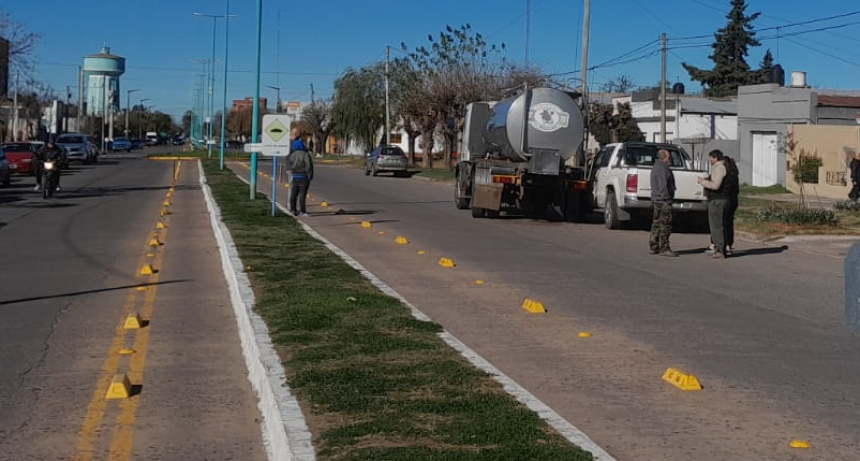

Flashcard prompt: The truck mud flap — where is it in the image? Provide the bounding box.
[472,184,503,211]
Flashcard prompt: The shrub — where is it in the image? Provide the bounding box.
[834,200,860,212]
[790,149,822,184]
[756,203,838,226]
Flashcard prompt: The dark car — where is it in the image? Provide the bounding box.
[171,135,185,146]
[130,139,143,150]
[226,140,244,150]
[365,145,408,177]
[0,142,38,175]
[112,137,132,152]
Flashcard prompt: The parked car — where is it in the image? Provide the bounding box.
[112,137,132,152]
[0,149,10,186]
[27,140,69,170]
[0,142,38,175]
[226,140,244,150]
[56,133,98,164]
[365,145,408,177]
[130,138,143,150]
[171,135,185,146]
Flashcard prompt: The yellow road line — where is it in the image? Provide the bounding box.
[70,162,180,461]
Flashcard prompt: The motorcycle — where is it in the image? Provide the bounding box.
[42,159,59,198]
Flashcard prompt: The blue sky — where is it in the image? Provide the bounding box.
[5,0,860,121]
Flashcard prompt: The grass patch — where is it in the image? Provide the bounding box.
[202,160,593,461]
[734,199,860,237]
[411,167,456,182]
[739,184,789,195]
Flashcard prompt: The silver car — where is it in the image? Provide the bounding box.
[56,133,98,164]
[365,145,408,177]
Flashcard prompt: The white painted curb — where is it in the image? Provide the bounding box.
[198,161,315,461]
[215,163,618,461]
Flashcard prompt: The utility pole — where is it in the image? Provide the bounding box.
[525,0,531,65]
[64,86,71,133]
[12,71,19,141]
[78,67,85,134]
[660,32,667,143]
[580,0,591,107]
[125,89,139,137]
[310,83,315,104]
[384,46,391,145]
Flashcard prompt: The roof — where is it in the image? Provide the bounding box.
[817,94,860,108]
[681,97,737,115]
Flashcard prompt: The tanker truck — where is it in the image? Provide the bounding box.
[454,87,591,221]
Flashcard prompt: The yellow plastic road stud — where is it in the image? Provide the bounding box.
[475,280,485,285]
[789,440,811,449]
[135,286,147,291]
[321,201,329,208]
[148,238,162,247]
[156,221,167,229]
[662,367,703,391]
[106,374,132,400]
[438,257,455,268]
[418,250,426,255]
[118,348,136,355]
[521,298,546,314]
[578,332,592,338]
[361,221,372,228]
[139,264,156,275]
[123,313,143,330]
[160,208,171,216]
[377,231,386,235]
[395,236,409,245]
[163,200,171,206]
[146,253,155,258]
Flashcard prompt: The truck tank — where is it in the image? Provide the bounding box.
[483,87,584,163]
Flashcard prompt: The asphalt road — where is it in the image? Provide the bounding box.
[236,159,859,461]
[0,148,265,461]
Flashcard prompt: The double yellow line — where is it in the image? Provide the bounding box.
[71,161,181,461]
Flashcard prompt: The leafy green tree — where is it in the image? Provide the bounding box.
[589,102,644,145]
[682,0,765,97]
[331,65,385,153]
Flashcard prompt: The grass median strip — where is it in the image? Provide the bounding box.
[202,160,593,461]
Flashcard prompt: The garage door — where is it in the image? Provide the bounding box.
[752,132,779,187]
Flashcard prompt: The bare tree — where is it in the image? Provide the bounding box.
[301,100,334,154]
[0,8,40,76]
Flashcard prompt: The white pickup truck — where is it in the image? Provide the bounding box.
[590,142,708,229]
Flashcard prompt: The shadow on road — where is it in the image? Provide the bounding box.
[0,279,192,307]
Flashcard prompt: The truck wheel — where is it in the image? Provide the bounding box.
[364,166,370,176]
[371,165,378,177]
[455,178,470,209]
[485,209,500,219]
[605,191,621,229]
[471,206,486,218]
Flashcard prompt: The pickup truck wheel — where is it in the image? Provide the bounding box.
[485,209,500,219]
[371,164,378,177]
[471,206,486,218]
[364,166,370,176]
[455,180,470,210]
[605,191,621,229]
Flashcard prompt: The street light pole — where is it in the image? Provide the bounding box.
[126,88,139,137]
[250,0,263,200]
[219,0,233,170]
[266,85,280,114]
[193,11,236,158]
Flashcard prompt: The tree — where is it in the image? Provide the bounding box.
[331,65,385,153]
[588,102,644,145]
[226,108,261,139]
[752,49,775,84]
[301,100,334,154]
[601,75,636,93]
[0,8,40,75]
[682,0,766,97]
[182,110,193,135]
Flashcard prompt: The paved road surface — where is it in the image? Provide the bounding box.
[235,159,859,461]
[0,151,265,461]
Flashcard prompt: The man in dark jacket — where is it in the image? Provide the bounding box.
[34,139,64,191]
[649,149,677,257]
[849,152,860,202]
[286,128,314,217]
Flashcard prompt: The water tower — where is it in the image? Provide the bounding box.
[84,45,125,117]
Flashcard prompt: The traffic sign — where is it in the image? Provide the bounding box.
[243,142,290,156]
[262,114,292,148]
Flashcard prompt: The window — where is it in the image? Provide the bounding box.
[622,145,686,168]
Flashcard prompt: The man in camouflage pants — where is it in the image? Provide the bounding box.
[649,149,677,257]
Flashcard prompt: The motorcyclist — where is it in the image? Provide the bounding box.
[34,138,64,192]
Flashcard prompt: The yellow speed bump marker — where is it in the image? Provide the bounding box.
[395,236,409,245]
[418,250,426,255]
[139,264,156,275]
[475,280,485,285]
[578,331,592,338]
[160,208,171,216]
[105,374,132,400]
[361,221,372,228]
[123,313,144,330]
[521,298,546,314]
[662,367,703,391]
[789,440,811,449]
[148,238,162,247]
[156,221,167,229]
[321,201,329,208]
[118,348,136,355]
[438,257,455,268]
[377,231,386,235]
[146,253,155,258]
[163,200,171,206]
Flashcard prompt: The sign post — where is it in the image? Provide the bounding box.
[247,114,293,216]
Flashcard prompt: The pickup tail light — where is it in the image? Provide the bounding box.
[626,174,638,193]
[492,175,517,185]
